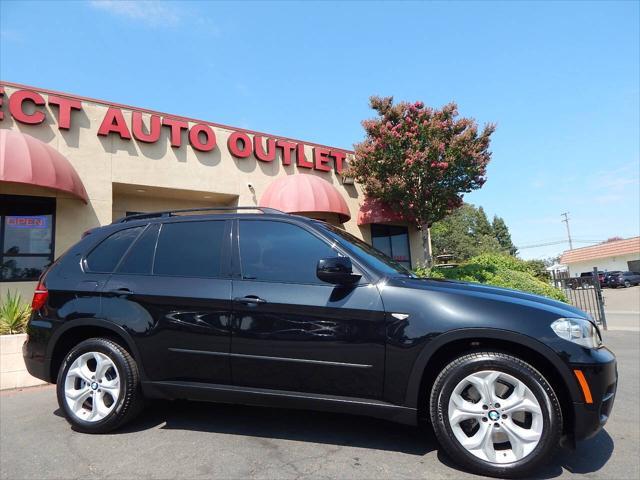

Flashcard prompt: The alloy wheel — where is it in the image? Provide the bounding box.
[64,351,121,422]
[447,370,543,464]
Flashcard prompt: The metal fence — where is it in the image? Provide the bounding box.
[553,268,607,330]
[552,268,607,329]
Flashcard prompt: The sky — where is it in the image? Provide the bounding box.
[1,0,638,260]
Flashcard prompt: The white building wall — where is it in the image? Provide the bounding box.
[566,253,640,277]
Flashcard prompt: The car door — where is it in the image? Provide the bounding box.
[102,219,233,385]
[230,218,386,399]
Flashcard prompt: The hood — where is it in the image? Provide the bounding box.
[388,276,588,319]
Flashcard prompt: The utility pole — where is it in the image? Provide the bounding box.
[561,212,573,250]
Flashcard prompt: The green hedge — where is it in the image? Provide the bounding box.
[415,253,567,302]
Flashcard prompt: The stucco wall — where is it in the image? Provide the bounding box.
[566,253,640,277]
[0,333,46,390]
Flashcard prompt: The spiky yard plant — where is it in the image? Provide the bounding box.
[0,291,32,335]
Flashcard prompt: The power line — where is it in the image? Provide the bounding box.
[517,239,605,249]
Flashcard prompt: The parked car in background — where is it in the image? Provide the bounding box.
[23,207,617,478]
[580,271,605,287]
[607,271,640,288]
[567,271,604,289]
[603,271,622,287]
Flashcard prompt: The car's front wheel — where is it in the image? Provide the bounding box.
[56,337,143,433]
[429,351,562,478]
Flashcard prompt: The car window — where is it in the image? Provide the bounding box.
[239,220,337,284]
[318,223,415,277]
[85,227,144,273]
[154,221,226,277]
[117,224,160,275]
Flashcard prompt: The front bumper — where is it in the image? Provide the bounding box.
[570,346,617,441]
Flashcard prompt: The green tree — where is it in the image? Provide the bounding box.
[349,96,495,266]
[431,204,501,261]
[476,207,493,237]
[492,215,517,255]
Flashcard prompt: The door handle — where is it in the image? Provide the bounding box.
[233,296,267,305]
[107,287,133,295]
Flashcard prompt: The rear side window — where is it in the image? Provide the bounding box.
[85,227,144,273]
[153,221,226,277]
[117,224,160,275]
[239,220,336,284]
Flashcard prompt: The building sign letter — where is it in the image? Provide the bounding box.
[254,136,276,162]
[189,124,216,152]
[98,108,132,139]
[9,90,46,125]
[313,147,332,172]
[162,117,188,148]
[296,143,313,169]
[48,96,82,130]
[132,112,161,143]
[276,140,296,166]
[228,132,252,158]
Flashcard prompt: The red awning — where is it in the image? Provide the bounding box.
[259,174,351,222]
[357,197,405,225]
[0,129,88,203]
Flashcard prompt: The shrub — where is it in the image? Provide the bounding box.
[0,291,31,335]
[416,253,567,302]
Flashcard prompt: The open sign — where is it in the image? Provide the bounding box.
[6,216,49,229]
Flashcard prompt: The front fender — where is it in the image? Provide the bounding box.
[402,328,580,408]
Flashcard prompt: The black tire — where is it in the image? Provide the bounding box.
[56,337,144,433]
[624,280,631,288]
[429,351,562,478]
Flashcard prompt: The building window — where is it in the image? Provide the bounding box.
[370,224,411,269]
[0,195,56,282]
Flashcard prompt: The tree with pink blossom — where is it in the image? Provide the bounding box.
[349,96,496,266]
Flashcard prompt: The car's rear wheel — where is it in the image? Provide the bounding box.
[430,351,562,478]
[624,280,631,288]
[56,337,143,433]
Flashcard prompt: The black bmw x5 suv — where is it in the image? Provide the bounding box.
[23,207,616,478]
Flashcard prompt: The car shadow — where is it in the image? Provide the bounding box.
[53,400,615,476]
[436,429,615,478]
[117,399,434,455]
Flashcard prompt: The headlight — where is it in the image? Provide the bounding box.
[551,318,602,348]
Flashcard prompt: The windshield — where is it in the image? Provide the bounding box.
[317,223,417,277]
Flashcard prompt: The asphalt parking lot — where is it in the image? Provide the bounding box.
[1,327,638,480]
[603,286,640,331]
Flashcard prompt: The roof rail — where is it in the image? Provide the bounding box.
[114,206,284,223]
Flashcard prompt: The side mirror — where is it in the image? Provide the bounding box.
[316,257,362,285]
